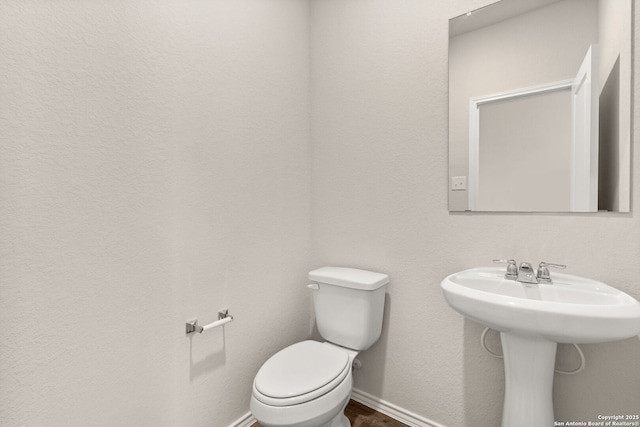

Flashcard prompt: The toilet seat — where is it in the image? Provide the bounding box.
[252,340,351,407]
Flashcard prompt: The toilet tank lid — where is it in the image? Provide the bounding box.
[309,267,389,290]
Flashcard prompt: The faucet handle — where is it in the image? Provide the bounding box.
[493,259,518,280]
[537,262,566,283]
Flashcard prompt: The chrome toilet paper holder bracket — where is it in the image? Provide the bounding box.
[186,309,233,335]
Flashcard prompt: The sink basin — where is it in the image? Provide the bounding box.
[441,266,640,343]
[441,266,640,427]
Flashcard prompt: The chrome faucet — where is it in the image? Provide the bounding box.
[494,259,566,284]
[516,262,538,284]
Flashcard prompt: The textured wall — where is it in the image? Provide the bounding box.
[311,0,640,426]
[2,1,639,427]
[0,1,311,426]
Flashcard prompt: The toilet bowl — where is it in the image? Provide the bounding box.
[250,267,389,427]
[250,341,357,427]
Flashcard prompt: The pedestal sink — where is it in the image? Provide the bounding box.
[441,267,640,427]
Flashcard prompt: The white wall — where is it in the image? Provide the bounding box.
[0,1,311,426]
[311,0,640,426]
[2,1,640,427]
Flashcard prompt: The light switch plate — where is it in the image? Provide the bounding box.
[452,176,467,191]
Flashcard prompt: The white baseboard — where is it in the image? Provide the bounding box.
[351,388,447,427]
[229,389,447,427]
[228,411,256,427]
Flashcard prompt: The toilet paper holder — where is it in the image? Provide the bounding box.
[186,309,233,335]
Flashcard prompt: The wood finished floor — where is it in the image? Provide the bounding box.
[250,399,409,427]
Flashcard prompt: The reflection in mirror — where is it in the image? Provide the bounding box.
[448,0,632,212]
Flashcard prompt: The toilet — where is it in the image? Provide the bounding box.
[250,266,389,427]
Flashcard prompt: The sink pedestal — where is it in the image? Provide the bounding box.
[501,333,557,427]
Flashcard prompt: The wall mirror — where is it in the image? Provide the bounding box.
[448,0,632,212]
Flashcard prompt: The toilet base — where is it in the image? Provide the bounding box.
[325,413,350,427]
[316,397,350,427]
[251,395,351,427]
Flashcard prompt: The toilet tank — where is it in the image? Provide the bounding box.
[308,267,388,351]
